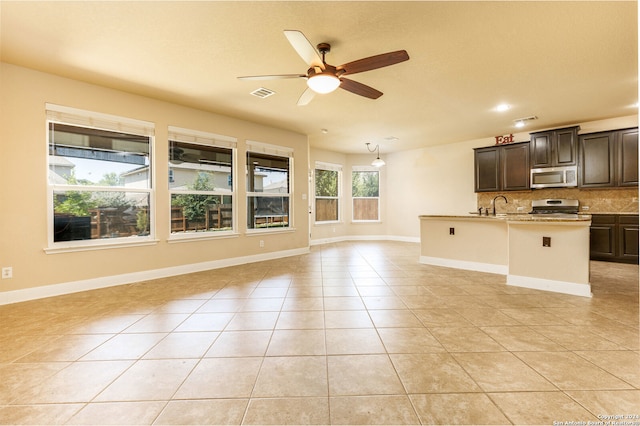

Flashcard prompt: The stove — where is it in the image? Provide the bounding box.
[529,199,579,216]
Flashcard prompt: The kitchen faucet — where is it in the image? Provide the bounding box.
[492,195,508,216]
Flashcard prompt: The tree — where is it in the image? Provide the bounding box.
[315,169,338,197]
[173,173,219,225]
[352,171,379,197]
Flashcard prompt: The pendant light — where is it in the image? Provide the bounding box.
[366,143,385,167]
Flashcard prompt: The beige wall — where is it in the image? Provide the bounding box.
[0,63,309,298]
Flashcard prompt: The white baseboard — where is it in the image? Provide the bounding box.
[0,247,309,306]
[310,235,420,246]
[419,256,508,275]
[507,274,592,298]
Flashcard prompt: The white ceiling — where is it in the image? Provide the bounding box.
[1,1,637,154]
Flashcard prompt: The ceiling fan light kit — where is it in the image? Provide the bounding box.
[307,72,340,94]
[238,30,409,105]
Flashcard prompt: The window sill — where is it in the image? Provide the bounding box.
[45,238,159,254]
[246,227,297,235]
[314,221,343,226]
[168,231,240,244]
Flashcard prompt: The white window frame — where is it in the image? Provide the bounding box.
[246,141,294,233]
[167,126,238,242]
[314,161,342,224]
[351,165,381,223]
[45,104,156,253]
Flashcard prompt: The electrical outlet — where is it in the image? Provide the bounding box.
[1,267,13,279]
[449,227,455,235]
[259,240,264,248]
[543,237,551,247]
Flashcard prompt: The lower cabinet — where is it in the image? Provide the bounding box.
[590,214,639,263]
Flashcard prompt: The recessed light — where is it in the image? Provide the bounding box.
[496,104,511,112]
[321,128,328,134]
[513,115,538,127]
[384,136,399,142]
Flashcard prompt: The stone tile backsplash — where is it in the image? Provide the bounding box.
[477,187,639,214]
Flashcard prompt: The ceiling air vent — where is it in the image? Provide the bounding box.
[250,87,276,99]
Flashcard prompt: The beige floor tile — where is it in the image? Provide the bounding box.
[0,334,61,363]
[410,393,511,425]
[66,401,166,424]
[252,356,328,397]
[323,296,366,310]
[413,308,473,327]
[95,358,197,401]
[377,327,446,353]
[356,286,396,296]
[390,353,480,393]
[225,311,279,330]
[328,354,404,396]
[325,328,385,355]
[152,299,208,313]
[453,352,556,392]
[428,327,506,352]
[81,333,167,360]
[324,310,373,328]
[500,308,571,325]
[286,286,323,297]
[323,286,359,297]
[489,391,599,425]
[243,397,330,425]
[123,313,190,333]
[531,325,626,350]
[362,296,408,310]
[282,297,324,311]
[368,309,424,328]
[143,331,219,359]
[155,399,248,425]
[175,357,262,399]
[455,308,522,326]
[196,298,245,313]
[0,403,84,425]
[249,287,289,298]
[0,362,69,404]
[240,297,284,312]
[574,350,640,387]
[11,360,132,403]
[330,395,420,425]
[16,334,112,362]
[564,390,640,417]
[68,314,146,333]
[480,325,564,351]
[174,312,234,332]
[515,351,634,390]
[266,329,326,356]
[205,330,272,357]
[275,310,325,329]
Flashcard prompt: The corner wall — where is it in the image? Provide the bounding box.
[0,63,310,303]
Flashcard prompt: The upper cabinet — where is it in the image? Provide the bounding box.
[474,142,529,192]
[530,126,579,168]
[579,127,638,188]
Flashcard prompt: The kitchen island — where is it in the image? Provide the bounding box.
[419,214,592,297]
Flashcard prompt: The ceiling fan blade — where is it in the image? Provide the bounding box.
[338,50,409,75]
[297,87,316,106]
[237,74,306,80]
[339,78,383,99]
[284,30,324,69]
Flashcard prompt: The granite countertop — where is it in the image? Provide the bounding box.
[419,213,593,222]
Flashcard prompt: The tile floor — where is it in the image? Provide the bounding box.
[0,241,638,425]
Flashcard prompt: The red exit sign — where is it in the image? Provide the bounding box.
[495,134,515,145]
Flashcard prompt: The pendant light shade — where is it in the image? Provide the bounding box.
[366,143,385,167]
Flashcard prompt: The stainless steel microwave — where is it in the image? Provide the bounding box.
[530,166,578,188]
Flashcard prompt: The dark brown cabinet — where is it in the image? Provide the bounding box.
[590,214,639,264]
[474,142,529,192]
[579,128,638,188]
[530,126,578,168]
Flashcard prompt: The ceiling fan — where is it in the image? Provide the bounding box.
[238,30,410,106]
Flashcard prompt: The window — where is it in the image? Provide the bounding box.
[246,142,293,230]
[46,104,154,248]
[168,127,236,236]
[352,168,380,221]
[314,162,341,223]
